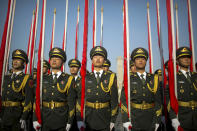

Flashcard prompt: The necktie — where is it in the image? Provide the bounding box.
[140,74,146,84]
[96,72,100,84]
[186,72,191,83]
[53,74,58,84]
[12,73,16,79]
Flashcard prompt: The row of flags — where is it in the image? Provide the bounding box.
[0,0,196,126]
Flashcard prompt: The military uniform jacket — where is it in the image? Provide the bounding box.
[33,72,75,130]
[167,71,197,129]
[76,71,119,130]
[1,72,34,126]
[121,72,162,130]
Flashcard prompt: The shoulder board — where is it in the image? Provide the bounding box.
[177,71,182,75]
[90,72,94,75]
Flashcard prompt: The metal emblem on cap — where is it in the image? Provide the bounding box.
[15,50,21,55]
[95,47,103,51]
[72,60,77,63]
[181,48,188,52]
[53,48,60,53]
[136,49,144,53]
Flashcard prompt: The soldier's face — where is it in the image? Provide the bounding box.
[12,59,24,70]
[177,56,191,68]
[134,57,146,69]
[103,66,109,72]
[43,67,48,74]
[70,67,79,76]
[50,57,63,69]
[92,55,104,68]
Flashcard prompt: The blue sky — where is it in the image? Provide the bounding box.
[0,0,197,73]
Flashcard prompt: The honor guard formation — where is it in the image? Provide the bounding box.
[0,45,196,131]
[0,0,197,131]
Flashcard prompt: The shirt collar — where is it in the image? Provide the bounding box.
[180,69,190,77]
[137,72,146,80]
[52,71,62,78]
[94,70,103,78]
[13,71,22,76]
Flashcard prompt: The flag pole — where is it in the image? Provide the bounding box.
[30,0,39,75]
[175,3,179,49]
[75,5,80,59]
[25,10,35,74]
[62,0,69,72]
[1,0,13,95]
[5,0,16,73]
[100,6,103,46]
[187,0,196,72]
[147,2,154,73]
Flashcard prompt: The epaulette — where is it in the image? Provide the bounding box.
[177,71,182,75]
[90,72,94,75]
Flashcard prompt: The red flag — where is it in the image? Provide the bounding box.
[0,0,12,93]
[166,0,178,114]
[123,0,130,118]
[36,0,46,124]
[80,0,89,119]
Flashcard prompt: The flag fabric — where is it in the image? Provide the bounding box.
[80,0,89,120]
[100,7,103,46]
[0,0,12,94]
[35,0,46,124]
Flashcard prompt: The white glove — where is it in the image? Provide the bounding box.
[33,121,41,131]
[65,124,71,131]
[123,122,132,131]
[171,118,180,131]
[77,121,85,131]
[110,122,114,131]
[20,119,26,129]
[155,123,159,131]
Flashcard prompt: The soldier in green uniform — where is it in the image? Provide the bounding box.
[76,46,119,131]
[130,60,136,73]
[121,47,162,131]
[167,47,197,131]
[43,60,50,75]
[68,58,81,131]
[0,49,34,131]
[103,59,112,73]
[33,47,76,131]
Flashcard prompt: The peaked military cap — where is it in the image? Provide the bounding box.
[43,60,50,69]
[154,69,162,76]
[90,46,107,60]
[131,47,149,61]
[49,47,66,62]
[176,46,192,59]
[68,59,81,68]
[103,59,111,67]
[12,49,28,63]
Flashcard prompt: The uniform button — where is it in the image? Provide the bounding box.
[52,92,54,95]
[8,84,10,87]
[97,86,99,88]
[7,91,9,94]
[96,101,98,102]
[52,86,55,88]
[96,93,98,95]
[191,92,193,95]
[143,93,146,96]
[143,87,145,89]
